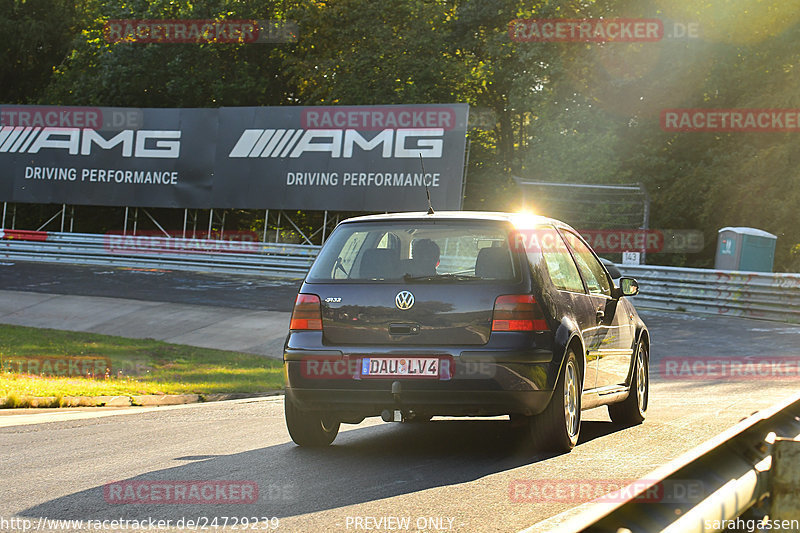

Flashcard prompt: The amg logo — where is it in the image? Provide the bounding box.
[228,128,444,159]
[0,127,181,158]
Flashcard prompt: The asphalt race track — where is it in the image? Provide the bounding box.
[0,261,301,312]
[1,261,799,532]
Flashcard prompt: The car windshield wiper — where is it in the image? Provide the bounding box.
[402,273,481,282]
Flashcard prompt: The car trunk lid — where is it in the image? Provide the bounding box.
[313,283,515,345]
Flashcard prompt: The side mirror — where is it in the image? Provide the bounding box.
[619,277,639,297]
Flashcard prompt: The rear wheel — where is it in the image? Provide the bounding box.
[530,349,581,452]
[284,397,340,447]
[608,339,648,426]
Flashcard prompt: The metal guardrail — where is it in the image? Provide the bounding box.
[525,392,800,532]
[3,231,800,323]
[0,230,320,278]
[620,264,800,324]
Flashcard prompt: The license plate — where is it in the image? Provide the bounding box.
[360,357,440,378]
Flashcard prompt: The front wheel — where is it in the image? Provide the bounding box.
[284,397,340,447]
[608,339,649,426]
[530,349,581,452]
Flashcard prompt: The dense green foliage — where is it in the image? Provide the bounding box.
[2,0,799,269]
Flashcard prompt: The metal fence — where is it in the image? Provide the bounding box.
[526,392,800,532]
[3,230,800,324]
[620,264,800,324]
[0,230,320,278]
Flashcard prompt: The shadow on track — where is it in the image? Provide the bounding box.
[17,417,624,522]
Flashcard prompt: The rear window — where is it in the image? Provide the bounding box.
[306,220,518,282]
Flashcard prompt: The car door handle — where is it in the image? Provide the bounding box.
[389,323,420,335]
[596,309,605,322]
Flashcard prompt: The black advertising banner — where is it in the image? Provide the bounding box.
[0,107,218,209]
[0,104,469,211]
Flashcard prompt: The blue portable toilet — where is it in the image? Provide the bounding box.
[714,227,776,272]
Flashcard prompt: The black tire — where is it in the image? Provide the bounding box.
[530,349,581,452]
[284,397,340,447]
[608,339,649,427]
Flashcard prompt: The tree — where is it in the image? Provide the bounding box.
[0,0,77,103]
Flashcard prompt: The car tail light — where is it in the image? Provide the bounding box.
[290,294,322,330]
[491,294,548,332]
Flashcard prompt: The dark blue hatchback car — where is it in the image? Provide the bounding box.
[284,211,649,452]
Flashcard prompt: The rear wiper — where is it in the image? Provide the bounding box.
[402,273,481,282]
[334,257,349,278]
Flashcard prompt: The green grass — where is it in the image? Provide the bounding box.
[0,325,284,403]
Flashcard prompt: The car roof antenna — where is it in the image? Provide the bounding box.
[420,154,435,214]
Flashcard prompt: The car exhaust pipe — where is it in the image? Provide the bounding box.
[381,409,403,422]
[391,380,402,402]
[381,381,405,422]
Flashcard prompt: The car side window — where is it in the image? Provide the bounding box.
[561,231,612,297]
[534,227,585,293]
[332,230,369,278]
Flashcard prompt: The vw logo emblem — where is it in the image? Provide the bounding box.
[395,291,415,310]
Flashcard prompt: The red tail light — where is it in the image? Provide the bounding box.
[290,294,322,330]
[492,294,548,332]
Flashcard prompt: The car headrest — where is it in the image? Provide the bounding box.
[475,247,513,279]
[359,248,400,279]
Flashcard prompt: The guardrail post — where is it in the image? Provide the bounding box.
[191,209,198,238]
[769,437,800,520]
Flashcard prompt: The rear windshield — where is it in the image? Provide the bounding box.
[306,220,518,282]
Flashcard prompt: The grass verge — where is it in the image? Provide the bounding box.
[0,324,284,405]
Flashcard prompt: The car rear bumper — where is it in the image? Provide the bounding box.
[284,346,558,417]
[285,387,553,418]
